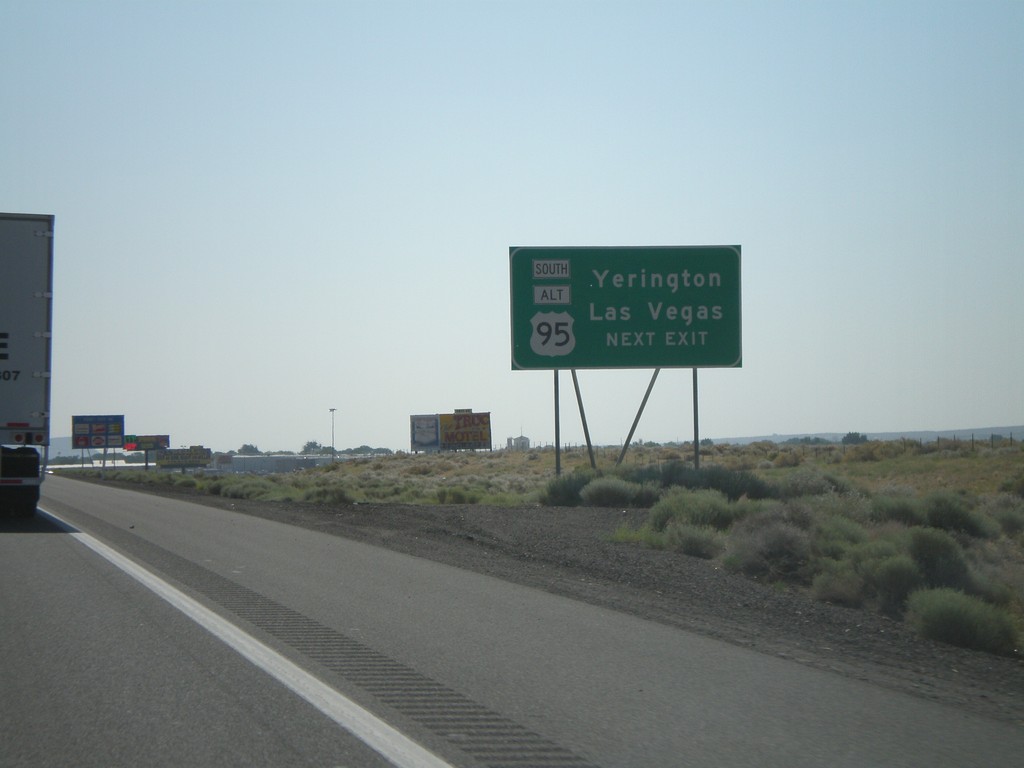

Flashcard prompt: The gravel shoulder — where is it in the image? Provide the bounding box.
[76,480,1024,725]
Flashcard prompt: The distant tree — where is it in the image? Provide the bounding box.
[785,436,831,445]
[301,440,324,455]
[237,443,262,455]
[339,445,394,456]
[842,432,869,445]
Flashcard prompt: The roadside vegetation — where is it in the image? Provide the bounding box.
[66,437,1024,656]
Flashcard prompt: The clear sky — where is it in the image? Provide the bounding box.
[3,1,1021,453]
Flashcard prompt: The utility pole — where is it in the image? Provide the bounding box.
[329,408,336,462]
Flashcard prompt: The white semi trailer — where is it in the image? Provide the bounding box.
[0,213,54,518]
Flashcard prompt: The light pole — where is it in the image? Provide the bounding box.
[329,408,336,462]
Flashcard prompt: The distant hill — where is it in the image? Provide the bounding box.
[712,425,1024,446]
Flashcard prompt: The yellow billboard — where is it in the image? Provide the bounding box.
[438,411,491,451]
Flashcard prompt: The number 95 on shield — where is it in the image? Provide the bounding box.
[530,312,576,357]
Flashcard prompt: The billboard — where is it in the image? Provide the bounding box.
[410,411,492,451]
[156,446,212,469]
[72,414,125,449]
[510,246,741,370]
[410,415,440,451]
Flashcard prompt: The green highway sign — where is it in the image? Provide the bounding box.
[510,246,741,370]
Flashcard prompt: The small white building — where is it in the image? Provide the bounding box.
[507,435,530,451]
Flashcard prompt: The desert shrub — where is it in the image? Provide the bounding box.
[219,478,280,500]
[966,570,1015,607]
[871,494,925,526]
[302,485,353,504]
[865,555,924,613]
[846,537,904,568]
[908,528,971,591]
[725,509,811,580]
[999,473,1024,499]
[772,450,802,468]
[664,523,725,559]
[816,490,873,523]
[924,492,998,539]
[876,483,918,497]
[628,460,683,487]
[202,478,225,496]
[580,477,644,507]
[646,489,745,533]
[631,483,662,508]
[978,494,1024,537]
[777,468,851,499]
[647,491,685,532]
[680,490,745,530]
[404,463,434,476]
[736,496,786,519]
[696,465,774,500]
[629,462,773,501]
[906,589,1019,655]
[436,486,479,504]
[459,487,482,504]
[843,441,904,463]
[539,468,597,507]
[811,513,868,560]
[395,486,426,502]
[812,560,864,607]
[774,498,815,530]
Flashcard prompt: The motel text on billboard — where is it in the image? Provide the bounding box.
[439,411,491,450]
[510,246,741,370]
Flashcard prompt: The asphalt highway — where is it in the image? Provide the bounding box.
[1,475,1020,767]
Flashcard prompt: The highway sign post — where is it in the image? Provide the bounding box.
[510,246,741,471]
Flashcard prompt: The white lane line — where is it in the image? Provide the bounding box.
[39,507,455,768]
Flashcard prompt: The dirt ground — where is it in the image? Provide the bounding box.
[87,481,1024,725]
